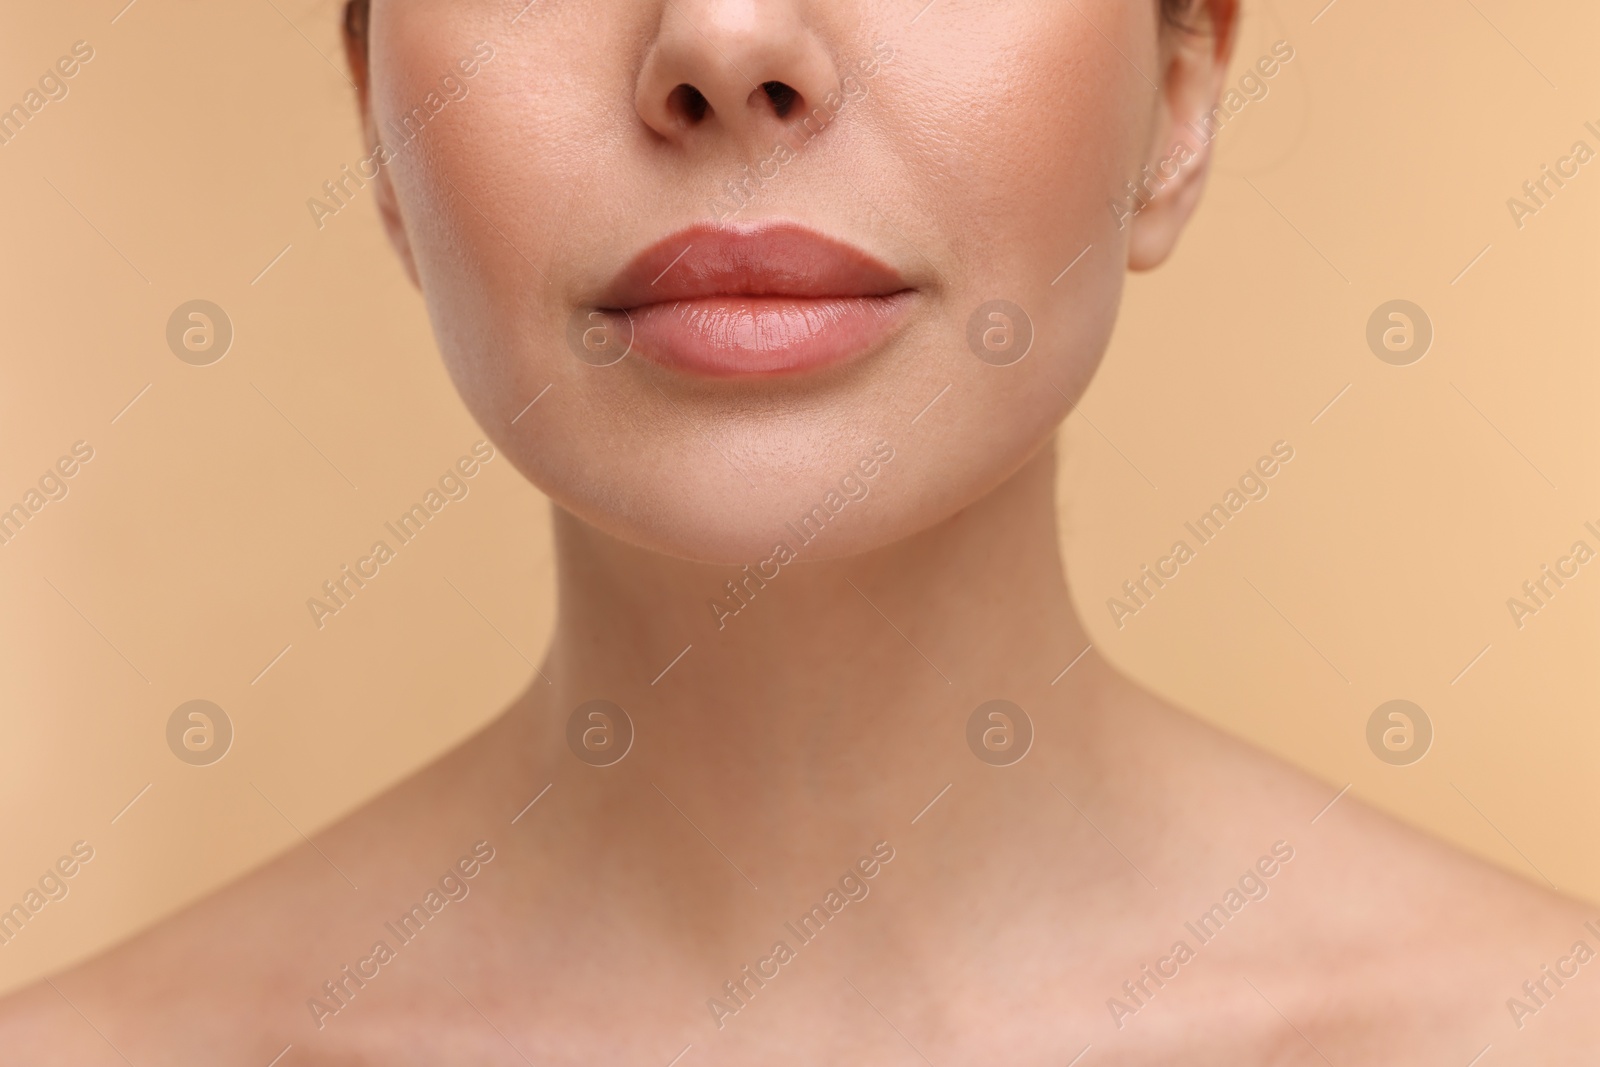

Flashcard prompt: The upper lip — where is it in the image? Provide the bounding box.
[598,222,911,310]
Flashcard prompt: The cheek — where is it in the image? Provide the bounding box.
[894,6,1151,265]
[880,6,1154,433]
[891,7,1153,309]
[374,44,553,419]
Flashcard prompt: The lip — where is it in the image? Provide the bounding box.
[594,222,914,377]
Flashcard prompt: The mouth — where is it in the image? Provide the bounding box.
[592,222,915,377]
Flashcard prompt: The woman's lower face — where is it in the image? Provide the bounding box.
[367,0,1175,563]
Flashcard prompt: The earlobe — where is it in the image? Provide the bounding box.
[342,0,422,289]
[341,0,371,107]
[1125,121,1216,272]
[373,167,422,289]
[1125,0,1239,272]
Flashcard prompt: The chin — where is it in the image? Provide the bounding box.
[461,338,1096,569]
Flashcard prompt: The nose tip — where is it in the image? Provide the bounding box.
[636,2,840,144]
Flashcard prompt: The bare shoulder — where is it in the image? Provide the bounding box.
[1127,694,1600,1064]
[0,706,534,1066]
[1282,793,1600,1063]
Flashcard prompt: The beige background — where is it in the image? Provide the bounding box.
[1,0,1594,994]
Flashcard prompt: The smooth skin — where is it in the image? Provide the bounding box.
[3,0,1596,1063]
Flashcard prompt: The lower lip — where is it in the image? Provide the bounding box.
[614,292,913,377]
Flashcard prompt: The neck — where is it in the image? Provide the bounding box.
[525,438,1111,896]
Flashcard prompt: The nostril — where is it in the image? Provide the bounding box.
[759,81,799,118]
[668,83,710,125]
